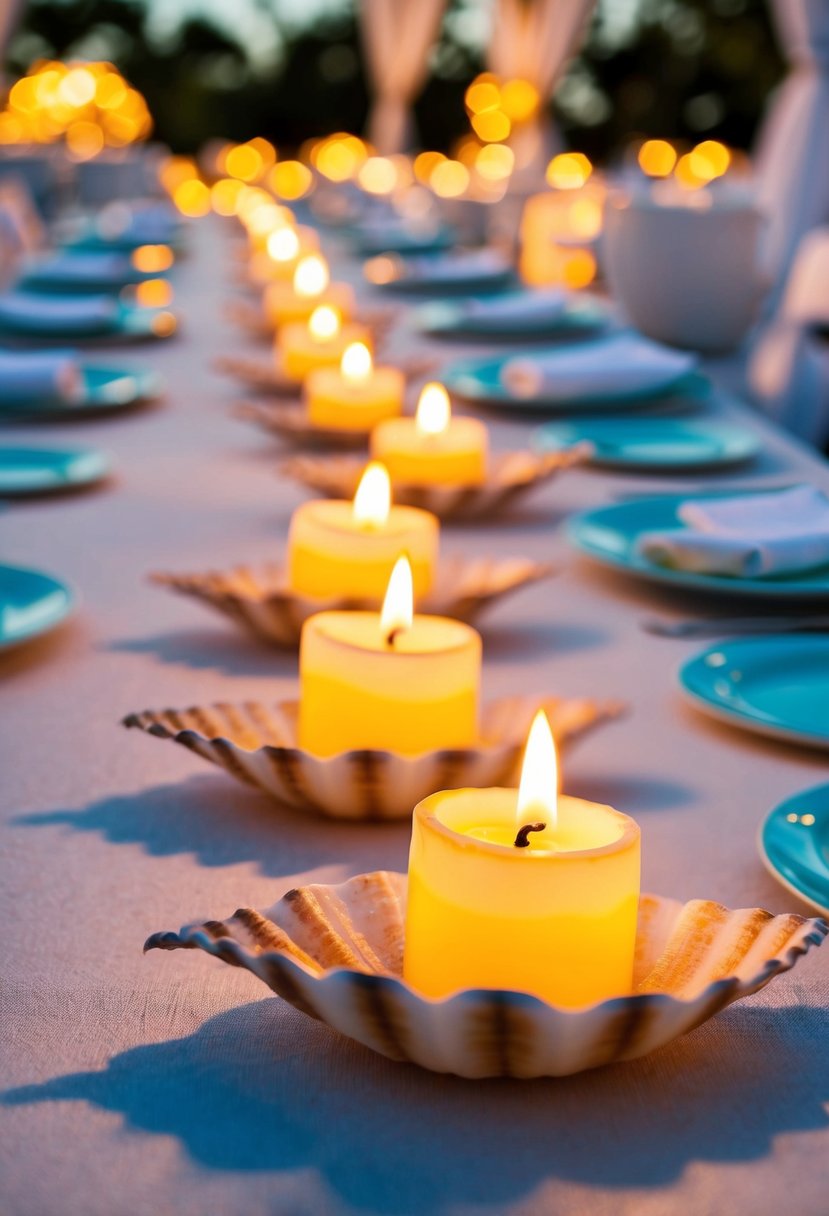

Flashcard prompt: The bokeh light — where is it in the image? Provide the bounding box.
[545,152,592,190]
[638,139,677,178]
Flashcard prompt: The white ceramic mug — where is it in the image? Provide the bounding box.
[604,188,766,353]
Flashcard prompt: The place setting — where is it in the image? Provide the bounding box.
[0,348,164,421]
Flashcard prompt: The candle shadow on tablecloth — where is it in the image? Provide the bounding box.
[10,775,411,880]
[107,628,300,678]
[3,997,827,1209]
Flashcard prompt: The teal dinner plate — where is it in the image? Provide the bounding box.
[416,294,610,342]
[354,226,456,257]
[18,263,165,294]
[566,490,829,601]
[443,353,707,413]
[679,635,829,751]
[0,366,163,420]
[760,783,829,915]
[0,302,176,344]
[534,417,760,471]
[0,563,75,650]
[370,257,515,297]
[0,446,110,495]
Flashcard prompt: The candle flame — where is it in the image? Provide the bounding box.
[267,226,300,262]
[308,304,340,342]
[415,382,450,436]
[293,253,329,298]
[516,709,557,833]
[341,341,373,385]
[380,555,413,644]
[352,461,391,528]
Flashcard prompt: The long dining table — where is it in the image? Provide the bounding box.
[1,214,827,1216]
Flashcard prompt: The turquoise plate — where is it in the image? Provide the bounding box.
[371,259,515,297]
[760,784,829,915]
[680,635,829,751]
[535,417,760,471]
[0,302,176,344]
[566,490,829,601]
[0,446,110,495]
[0,563,75,650]
[416,294,610,342]
[354,227,456,257]
[0,367,164,420]
[17,265,167,294]
[443,353,707,413]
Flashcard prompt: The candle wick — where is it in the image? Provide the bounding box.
[385,627,402,648]
[513,822,546,848]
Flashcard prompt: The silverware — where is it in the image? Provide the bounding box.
[643,615,829,639]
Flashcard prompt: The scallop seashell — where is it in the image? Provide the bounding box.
[281,446,592,521]
[122,695,624,819]
[150,555,556,646]
[215,353,438,398]
[145,870,827,1078]
[233,400,372,449]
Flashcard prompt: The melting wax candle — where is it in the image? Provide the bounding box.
[264,254,355,327]
[371,382,488,486]
[277,304,371,382]
[404,711,641,1008]
[287,461,439,598]
[305,342,405,431]
[298,555,481,757]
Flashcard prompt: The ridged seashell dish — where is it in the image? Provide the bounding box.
[281,445,592,521]
[150,556,555,646]
[145,870,827,1078]
[122,694,624,819]
[215,353,437,397]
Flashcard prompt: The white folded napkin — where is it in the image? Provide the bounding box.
[502,333,697,401]
[637,485,829,577]
[458,289,568,328]
[0,349,83,404]
[0,291,119,335]
[24,250,133,283]
[405,249,511,283]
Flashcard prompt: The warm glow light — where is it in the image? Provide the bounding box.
[173,178,211,217]
[568,197,603,239]
[475,142,514,181]
[500,78,539,123]
[293,254,329,298]
[352,461,391,528]
[516,709,558,833]
[561,248,597,289]
[210,177,246,216]
[689,139,731,181]
[65,120,104,160]
[638,139,677,178]
[135,278,173,307]
[414,150,445,184]
[341,341,373,385]
[58,66,96,107]
[308,304,340,342]
[430,159,469,198]
[267,226,300,262]
[465,75,501,114]
[674,152,707,191]
[415,382,450,436]
[471,110,511,143]
[131,244,174,273]
[225,143,263,182]
[358,156,397,195]
[380,555,414,643]
[269,160,313,200]
[363,254,399,285]
[546,152,592,190]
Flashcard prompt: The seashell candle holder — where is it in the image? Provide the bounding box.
[281,446,592,522]
[224,297,400,343]
[215,352,438,399]
[122,695,623,819]
[233,399,374,449]
[145,870,827,1078]
[150,555,555,647]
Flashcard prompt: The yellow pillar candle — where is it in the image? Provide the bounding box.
[404,711,641,1008]
[249,224,320,284]
[371,382,488,486]
[306,342,405,431]
[287,462,439,598]
[264,254,355,327]
[298,556,481,757]
[278,305,371,382]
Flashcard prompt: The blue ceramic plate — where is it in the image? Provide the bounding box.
[354,226,456,257]
[566,490,829,601]
[0,446,110,495]
[679,635,829,750]
[535,417,760,471]
[0,302,176,343]
[17,263,167,294]
[0,366,163,420]
[416,294,610,343]
[443,354,707,414]
[0,563,75,650]
[760,784,829,915]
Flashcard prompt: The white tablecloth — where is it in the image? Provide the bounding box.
[1,218,828,1216]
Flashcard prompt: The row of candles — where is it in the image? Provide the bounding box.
[226,194,642,1011]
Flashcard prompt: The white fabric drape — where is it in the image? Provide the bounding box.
[488,0,596,180]
[753,0,829,290]
[358,0,447,155]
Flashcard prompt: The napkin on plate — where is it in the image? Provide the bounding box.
[22,250,133,284]
[404,249,511,283]
[637,485,829,577]
[502,332,697,401]
[0,291,119,335]
[0,348,83,404]
[457,288,568,330]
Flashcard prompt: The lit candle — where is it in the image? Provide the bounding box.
[277,304,371,383]
[404,710,641,1008]
[305,342,405,431]
[248,223,320,284]
[371,382,488,486]
[287,461,439,599]
[298,555,481,757]
[264,254,355,327]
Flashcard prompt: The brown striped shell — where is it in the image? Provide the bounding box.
[145,871,827,1078]
[280,445,592,521]
[122,694,625,819]
[150,555,555,646]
